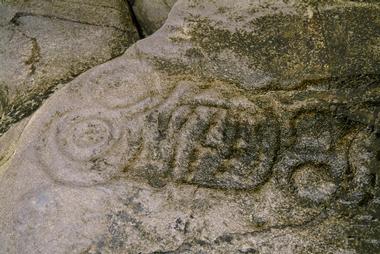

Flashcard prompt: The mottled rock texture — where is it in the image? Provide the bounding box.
[0,0,379,253]
[0,0,139,135]
[129,0,177,36]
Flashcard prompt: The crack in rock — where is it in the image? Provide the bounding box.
[10,12,129,33]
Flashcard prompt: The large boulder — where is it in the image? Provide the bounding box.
[0,0,379,253]
[0,0,139,134]
[130,0,177,36]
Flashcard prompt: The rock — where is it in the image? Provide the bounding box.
[0,0,379,253]
[130,0,177,36]
[138,0,380,90]
[0,0,139,135]
[0,117,30,176]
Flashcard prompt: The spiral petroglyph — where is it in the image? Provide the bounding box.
[274,151,347,204]
[274,108,378,206]
[39,109,141,186]
[273,109,353,204]
[1,1,380,253]
[57,117,116,161]
[37,82,377,195]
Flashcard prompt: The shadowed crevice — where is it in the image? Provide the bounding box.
[125,0,145,39]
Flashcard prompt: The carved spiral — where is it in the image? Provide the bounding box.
[39,109,140,186]
[274,151,347,204]
[274,110,377,206]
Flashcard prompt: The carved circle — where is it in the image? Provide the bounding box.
[39,109,138,186]
[57,117,117,161]
[274,151,347,204]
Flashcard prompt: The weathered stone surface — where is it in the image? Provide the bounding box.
[0,0,139,135]
[129,0,177,36]
[0,0,379,253]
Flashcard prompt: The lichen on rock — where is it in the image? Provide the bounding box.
[0,0,140,135]
[0,0,379,253]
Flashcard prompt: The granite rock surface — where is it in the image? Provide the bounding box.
[0,0,139,134]
[129,0,177,36]
[0,0,379,253]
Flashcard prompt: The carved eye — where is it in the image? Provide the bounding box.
[275,111,377,208]
[39,109,141,186]
[274,150,347,206]
[59,117,116,161]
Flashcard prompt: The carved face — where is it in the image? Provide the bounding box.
[38,80,377,202]
[30,79,378,253]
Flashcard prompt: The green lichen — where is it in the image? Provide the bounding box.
[182,4,380,85]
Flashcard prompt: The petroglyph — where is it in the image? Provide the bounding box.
[37,79,378,197]
[127,83,280,190]
[38,109,141,186]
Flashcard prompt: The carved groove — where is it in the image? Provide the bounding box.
[39,109,140,186]
[133,84,280,190]
[37,81,377,198]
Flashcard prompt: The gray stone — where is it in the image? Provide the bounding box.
[0,0,379,253]
[0,0,139,134]
[130,0,177,36]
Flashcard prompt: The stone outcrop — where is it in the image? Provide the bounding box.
[0,0,379,253]
[0,0,139,135]
[129,0,177,36]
